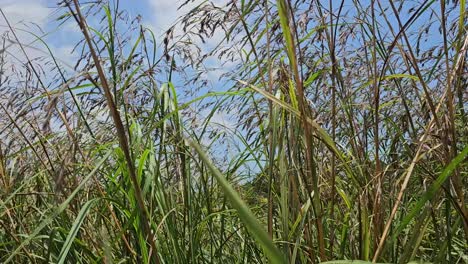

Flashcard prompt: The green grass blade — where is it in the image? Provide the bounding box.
[392,145,468,241]
[57,198,99,264]
[188,140,286,264]
[3,150,112,263]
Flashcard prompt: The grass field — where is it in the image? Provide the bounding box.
[0,0,467,263]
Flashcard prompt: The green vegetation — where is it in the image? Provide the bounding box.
[0,0,466,263]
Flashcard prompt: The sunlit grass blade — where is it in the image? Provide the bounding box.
[188,140,286,264]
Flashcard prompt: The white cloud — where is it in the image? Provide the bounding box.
[147,0,228,37]
[200,107,236,131]
[1,0,49,22]
[0,0,51,85]
[0,0,50,60]
[0,0,80,74]
[61,19,81,34]
[0,0,50,38]
[146,0,188,37]
[146,0,240,85]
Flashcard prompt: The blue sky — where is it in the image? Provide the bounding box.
[0,0,224,66]
[0,0,237,126]
[1,0,462,177]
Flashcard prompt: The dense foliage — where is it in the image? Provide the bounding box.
[0,0,467,263]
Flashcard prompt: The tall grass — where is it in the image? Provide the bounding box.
[0,0,466,263]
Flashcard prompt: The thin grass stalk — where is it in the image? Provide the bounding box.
[326,0,345,256]
[188,140,286,264]
[369,1,384,254]
[231,1,275,238]
[264,1,276,240]
[67,1,160,263]
[372,57,462,260]
[440,0,468,241]
[276,0,326,259]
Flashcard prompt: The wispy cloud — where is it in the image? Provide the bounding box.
[147,0,227,35]
[146,0,192,37]
[146,0,238,84]
[0,0,80,74]
[0,0,50,31]
[0,0,50,52]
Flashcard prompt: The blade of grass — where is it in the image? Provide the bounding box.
[3,150,111,263]
[188,139,286,264]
